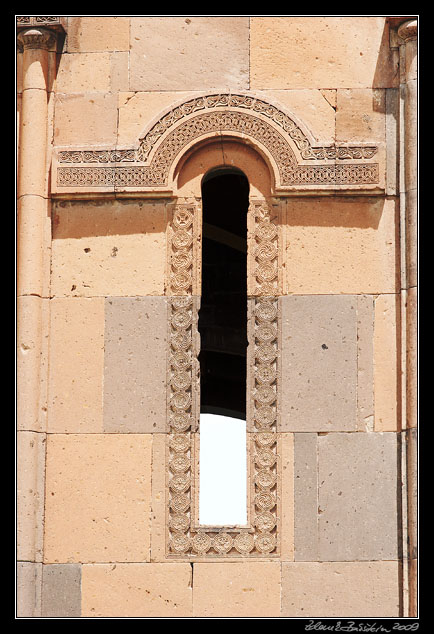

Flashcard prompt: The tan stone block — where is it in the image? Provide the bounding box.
[150,434,166,562]
[110,52,129,93]
[284,197,398,295]
[66,17,130,52]
[406,287,417,429]
[17,562,42,617]
[374,294,399,431]
[281,561,400,617]
[53,93,118,146]
[405,188,417,289]
[129,17,249,91]
[18,89,48,197]
[259,90,335,144]
[117,91,193,147]
[386,88,399,196]
[193,562,280,617]
[336,89,386,144]
[82,563,192,617]
[318,432,398,561]
[51,199,167,297]
[41,564,81,617]
[56,52,113,92]
[250,17,397,89]
[404,79,417,193]
[280,433,294,561]
[17,196,51,298]
[44,434,152,563]
[17,432,46,562]
[280,295,357,432]
[48,298,104,433]
[17,296,49,432]
[103,297,168,433]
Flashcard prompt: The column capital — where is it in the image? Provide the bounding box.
[398,19,418,42]
[17,27,58,52]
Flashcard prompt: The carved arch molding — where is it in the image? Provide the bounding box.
[53,92,379,193]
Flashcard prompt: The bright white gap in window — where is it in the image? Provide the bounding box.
[199,413,247,526]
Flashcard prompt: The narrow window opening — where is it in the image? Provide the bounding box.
[198,167,249,526]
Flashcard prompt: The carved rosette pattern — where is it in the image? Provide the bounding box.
[166,198,280,558]
[167,295,197,556]
[250,199,280,296]
[56,93,379,189]
[167,203,198,296]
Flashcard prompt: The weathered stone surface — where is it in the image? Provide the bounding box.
[44,434,152,563]
[66,17,130,52]
[149,434,166,562]
[130,17,249,91]
[280,433,295,560]
[281,561,400,617]
[81,563,192,617]
[17,432,46,563]
[336,89,386,143]
[17,562,42,617]
[48,298,104,433]
[318,432,398,561]
[103,297,168,433]
[294,433,318,561]
[193,562,281,617]
[406,287,417,429]
[284,197,398,295]
[41,564,81,617]
[260,89,335,143]
[53,93,118,146]
[356,295,375,431]
[51,199,167,297]
[17,296,49,432]
[250,17,398,89]
[117,91,193,147]
[386,88,399,195]
[280,295,357,432]
[56,52,114,92]
[374,293,399,431]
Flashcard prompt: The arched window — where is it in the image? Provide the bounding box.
[198,167,249,526]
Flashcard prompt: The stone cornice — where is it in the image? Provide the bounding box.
[16,16,67,32]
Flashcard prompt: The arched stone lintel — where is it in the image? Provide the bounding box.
[53,92,381,195]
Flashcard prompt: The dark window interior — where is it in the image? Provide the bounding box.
[198,167,249,420]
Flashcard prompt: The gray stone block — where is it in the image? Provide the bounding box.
[103,296,168,433]
[318,432,399,561]
[41,564,81,618]
[280,295,358,432]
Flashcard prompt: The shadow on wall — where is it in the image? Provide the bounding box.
[51,198,167,239]
[285,196,385,230]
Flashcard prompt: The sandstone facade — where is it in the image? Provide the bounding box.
[17,16,418,618]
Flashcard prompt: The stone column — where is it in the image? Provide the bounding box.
[397,18,417,618]
[16,25,59,618]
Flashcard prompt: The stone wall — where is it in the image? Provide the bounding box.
[17,16,417,618]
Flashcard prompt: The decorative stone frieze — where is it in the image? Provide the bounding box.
[52,93,381,195]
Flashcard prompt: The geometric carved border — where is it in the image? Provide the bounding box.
[55,93,379,191]
[165,198,281,558]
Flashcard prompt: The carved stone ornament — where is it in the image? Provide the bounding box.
[16,27,57,51]
[53,93,380,194]
[165,198,281,558]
